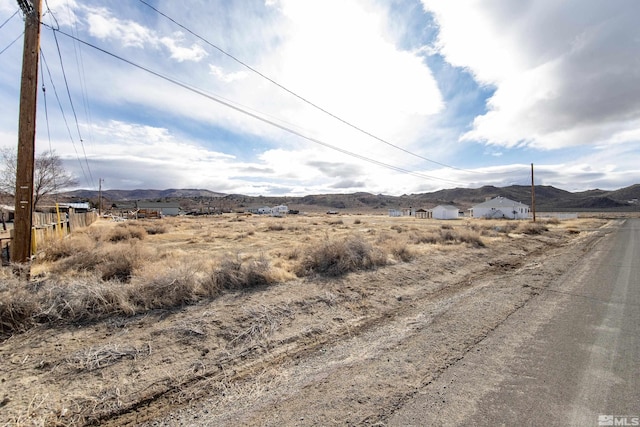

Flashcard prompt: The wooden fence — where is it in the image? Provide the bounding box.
[2,211,97,263]
[31,211,97,253]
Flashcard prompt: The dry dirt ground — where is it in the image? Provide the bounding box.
[0,214,611,426]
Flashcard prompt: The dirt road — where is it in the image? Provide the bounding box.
[131,221,623,426]
[389,218,640,426]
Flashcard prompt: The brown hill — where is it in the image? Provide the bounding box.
[58,184,640,213]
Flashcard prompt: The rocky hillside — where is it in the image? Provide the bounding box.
[59,184,640,213]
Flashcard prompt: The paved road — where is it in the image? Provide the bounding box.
[388,219,640,427]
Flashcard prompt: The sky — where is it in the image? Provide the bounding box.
[0,0,639,196]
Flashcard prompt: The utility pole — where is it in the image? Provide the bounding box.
[13,0,42,265]
[531,163,536,222]
[98,178,104,216]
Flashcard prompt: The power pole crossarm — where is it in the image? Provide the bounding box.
[13,0,42,264]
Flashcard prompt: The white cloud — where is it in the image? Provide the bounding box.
[422,0,640,150]
[3,0,637,195]
[84,7,207,62]
[72,0,445,168]
[85,8,153,48]
[209,65,248,83]
[160,33,207,62]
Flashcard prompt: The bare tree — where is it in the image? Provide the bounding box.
[0,147,79,208]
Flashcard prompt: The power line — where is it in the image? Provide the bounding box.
[0,9,19,29]
[0,31,23,55]
[45,2,95,187]
[39,49,59,199]
[136,0,484,175]
[39,49,90,185]
[65,0,97,157]
[44,24,467,186]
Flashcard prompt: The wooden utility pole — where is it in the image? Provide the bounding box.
[98,178,104,216]
[13,0,42,265]
[531,163,536,222]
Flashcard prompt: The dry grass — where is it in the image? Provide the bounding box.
[517,221,549,235]
[68,343,151,372]
[0,213,577,339]
[296,235,387,277]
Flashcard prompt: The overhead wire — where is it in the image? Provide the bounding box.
[136,0,485,175]
[43,23,467,186]
[44,1,95,187]
[0,31,23,56]
[39,49,91,186]
[0,10,21,56]
[39,49,59,199]
[0,10,19,29]
[66,0,97,158]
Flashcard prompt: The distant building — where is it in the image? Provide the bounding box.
[432,205,459,220]
[136,201,181,217]
[415,208,430,219]
[470,197,529,219]
[271,205,288,216]
[61,202,91,213]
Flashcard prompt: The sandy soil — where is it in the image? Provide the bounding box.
[0,215,610,426]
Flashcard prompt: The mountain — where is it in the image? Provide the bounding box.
[58,184,640,212]
[64,188,226,201]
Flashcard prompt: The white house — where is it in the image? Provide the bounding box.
[271,205,288,216]
[432,205,459,220]
[470,197,530,219]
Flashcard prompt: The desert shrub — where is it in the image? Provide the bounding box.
[97,243,143,282]
[495,222,519,234]
[267,223,285,231]
[409,229,484,247]
[39,232,96,262]
[441,224,453,230]
[209,255,276,291]
[54,241,148,282]
[36,278,136,322]
[388,241,416,262]
[375,232,393,244]
[409,231,440,244]
[517,222,548,235]
[133,264,200,309]
[296,236,387,277]
[439,229,456,242]
[326,219,344,226]
[353,219,362,225]
[390,225,405,233]
[106,224,147,242]
[286,247,301,260]
[55,248,102,273]
[456,230,486,248]
[143,223,167,235]
[211,257,244,289]
[0,277,40,337]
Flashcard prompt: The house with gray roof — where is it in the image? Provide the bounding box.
[470,197,530,219]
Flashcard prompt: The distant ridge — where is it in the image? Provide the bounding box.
[63,188,226,201]
[59,184,640,212]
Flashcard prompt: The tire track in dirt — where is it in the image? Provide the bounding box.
[97,230,606,426]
